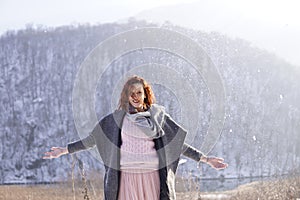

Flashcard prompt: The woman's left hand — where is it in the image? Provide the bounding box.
[203,156,228,170]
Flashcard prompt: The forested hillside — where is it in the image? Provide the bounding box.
[0,20,299,187]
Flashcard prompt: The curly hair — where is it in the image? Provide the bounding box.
[118,75,155,111]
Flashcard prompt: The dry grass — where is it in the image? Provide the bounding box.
[0,182,104,200]
[228,176,300,200]
[0,176,299,200]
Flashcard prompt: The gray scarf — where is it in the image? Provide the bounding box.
[126,104,166,138]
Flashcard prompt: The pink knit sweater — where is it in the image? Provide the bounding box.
[120,115,159,171]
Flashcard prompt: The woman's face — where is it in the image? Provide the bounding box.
[128,83,145,109]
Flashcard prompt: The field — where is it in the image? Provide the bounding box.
[0,176,299,200]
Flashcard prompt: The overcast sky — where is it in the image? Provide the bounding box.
[0,0,196,32]
[1,0,299,67]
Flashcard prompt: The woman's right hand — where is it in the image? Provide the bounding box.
[43,147,68,159]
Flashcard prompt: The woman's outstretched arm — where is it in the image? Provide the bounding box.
[182,143,228,170]
[43,147,69,159]
[43,134,96,159]
[200,155,228,170]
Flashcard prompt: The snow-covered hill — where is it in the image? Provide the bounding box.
[0,20,299,190]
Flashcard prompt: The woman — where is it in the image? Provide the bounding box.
[43,75,227,200]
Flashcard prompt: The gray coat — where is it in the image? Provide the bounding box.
[67,106,203,200]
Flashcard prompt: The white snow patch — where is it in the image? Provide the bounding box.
[279,94,283,100]
[33,97,43,103]
[201,194,230,199]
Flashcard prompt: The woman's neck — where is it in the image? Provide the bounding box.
[128,104,145,114]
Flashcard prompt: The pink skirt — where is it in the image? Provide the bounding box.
[118,170,160,200]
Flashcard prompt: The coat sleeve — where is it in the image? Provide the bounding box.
[181,143,204,162]
[162,111,205,162]
[67,124,97,154]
